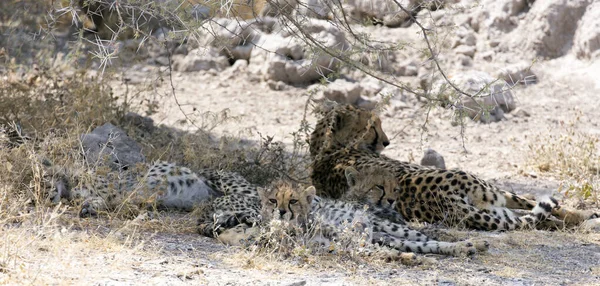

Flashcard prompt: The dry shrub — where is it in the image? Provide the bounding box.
[238,212,417,270]
[527,116,600,205]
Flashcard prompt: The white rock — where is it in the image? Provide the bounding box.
[345,0,420,27]
[398,59,419,76]
[573,2,600,59]
[323,79,363,104]
[432,71,516,123]
[249,19,350,84]
[503,0,593,59]
[496,61,537,86]
[454,45,476,58]
[172,48,230,72]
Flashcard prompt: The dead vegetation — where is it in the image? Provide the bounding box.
[526,114,600,207]
[0,0,599,285]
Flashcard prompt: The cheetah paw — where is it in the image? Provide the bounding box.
[457,241,478,256]
[79,201,98,217]
[580,218,600,232]
[473,240,490,252]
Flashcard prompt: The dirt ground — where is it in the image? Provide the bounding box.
[2,1,600,285]
[104,56,600,286]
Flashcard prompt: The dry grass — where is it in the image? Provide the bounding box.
[527,115,600,206]
[1,1,600,285]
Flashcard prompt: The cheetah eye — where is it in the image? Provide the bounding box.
[375,185,384,190]
[289,199,298,204]
[269,199,277,204]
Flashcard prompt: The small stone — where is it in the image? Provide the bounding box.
[285,280,307,286]
[454,45,476,58]
[513,108,531,118]
[267,80,287,91]
[420,148,446,169]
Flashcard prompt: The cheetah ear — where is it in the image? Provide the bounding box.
[345,166,359,188]
[303,186,316,203]
[257,187,269,199]
[314,99,337,115]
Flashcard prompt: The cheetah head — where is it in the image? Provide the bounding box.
[38,158,73,203]
[310,103,390,158]
[258,181,315,226]
[344,166,399,208]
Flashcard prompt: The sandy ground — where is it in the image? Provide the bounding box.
[91,55,600,285]
[3,2,600,285]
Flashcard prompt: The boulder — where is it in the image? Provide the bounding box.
[195,18,276,61]
[432,71,516,123]
[502,0,593,59]
[171,48,230,72]
[471,0,533,33]
[296,0,333,19]
[345,0,420,27]
[322,79,363,104]
[249,19,350,84]
[573,2,600,59]
[496,61,537,86]
[81,123,145,171]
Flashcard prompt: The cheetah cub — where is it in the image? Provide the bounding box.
[258,181,488,256]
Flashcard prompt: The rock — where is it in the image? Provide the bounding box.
[471,0,534,33]
[418,66,434,92]
[249,19,350,84]
[432,71,516,123]
[451,26,477,48]
[505,0,593,59]
[398,59,419,76]
[420,148,446,169]
[359,78,384,97]
[513,108,531,118]
[454,45,476,58]
[573,2,600,59]
[172,48,230,72]
[260,0,299,18]
[195,18,275,61]
[221,59,250,80]
[267,80,288,91]
[284,280,307,286]
[123,112,156,134]
[580,218,600,232]
[496,61,537,85]
[81,123,146,171]
[358,45,396,73]
[457,54,473,67]
[356,98,377,110]
[345,0,421,27]
[296,0,332,19]
[323,79,363,105]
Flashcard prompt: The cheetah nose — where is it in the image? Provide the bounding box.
[383,140,390,147]
[387,199,395,205]
[279,209,287,216]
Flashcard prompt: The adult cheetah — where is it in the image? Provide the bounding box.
[309,103,599,231]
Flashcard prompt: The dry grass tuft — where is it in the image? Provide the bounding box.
[527,115,600,205]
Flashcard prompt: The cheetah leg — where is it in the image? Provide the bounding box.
[502,191,599,227]
[459,197,558,230]
[374,221,489,253]
[373,232,478,256]
[79,196,107,217]
[502,191,536,210]
[373,221,431,242]
[548,205,599,227]
[216,225,260,246]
